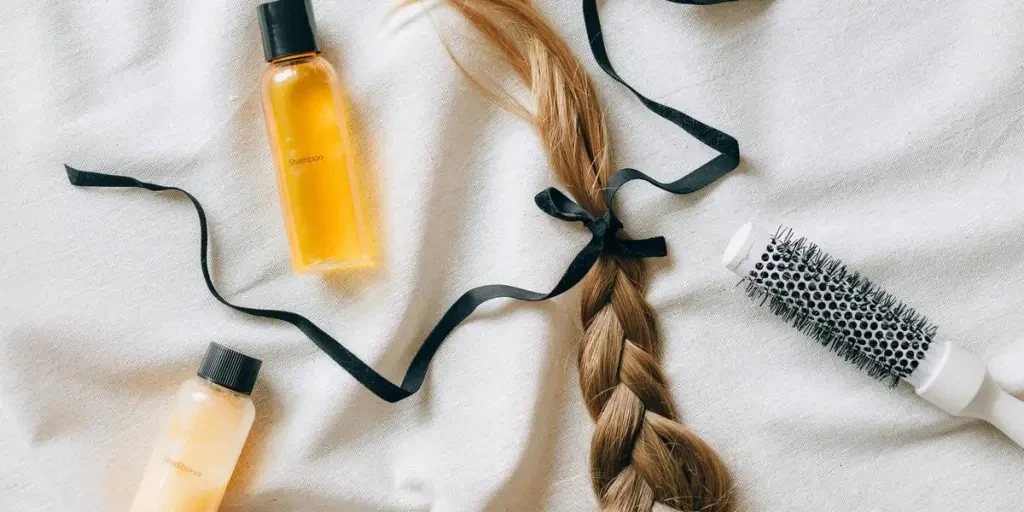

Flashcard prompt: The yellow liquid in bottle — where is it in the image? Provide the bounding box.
[260,52,372,273]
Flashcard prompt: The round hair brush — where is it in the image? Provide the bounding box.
[722,222,1024,448]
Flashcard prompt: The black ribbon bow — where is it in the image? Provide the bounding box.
[535,187,667,260]
[64,0,739,403]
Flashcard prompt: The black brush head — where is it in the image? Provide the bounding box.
[743,228,938,386]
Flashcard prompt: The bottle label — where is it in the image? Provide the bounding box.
[163,455,203,478]
[288,154,325,166]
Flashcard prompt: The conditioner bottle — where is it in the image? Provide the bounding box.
[129,343,261,512]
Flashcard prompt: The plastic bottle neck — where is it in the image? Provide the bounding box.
[271,51,319,64]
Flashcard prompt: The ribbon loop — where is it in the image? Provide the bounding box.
[534,187,596,224]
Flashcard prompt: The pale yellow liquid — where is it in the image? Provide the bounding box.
[260,52,372,273]
[129,378,255,512]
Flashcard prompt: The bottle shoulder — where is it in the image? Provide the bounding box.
[260,53,339,90]
[178,377,254,410]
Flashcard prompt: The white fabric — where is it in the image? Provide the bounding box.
[2,1,1023,510]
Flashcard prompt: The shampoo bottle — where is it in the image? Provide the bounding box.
[129,343,261,512]
[258,0,373,273]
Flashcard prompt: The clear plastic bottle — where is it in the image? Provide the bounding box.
[258,0,372,273]
[129,343,261,512]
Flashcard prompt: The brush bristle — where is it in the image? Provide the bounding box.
[742,227,938,386]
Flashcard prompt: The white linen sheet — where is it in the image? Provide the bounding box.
[2,1,1022,510]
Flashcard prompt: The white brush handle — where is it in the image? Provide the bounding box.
[974,381,1024,448]
[916,342,1024,448]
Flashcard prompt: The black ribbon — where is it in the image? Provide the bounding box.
[63,0,739,403]
[583,0,740,176]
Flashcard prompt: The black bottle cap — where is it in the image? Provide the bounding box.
[258,0,320,62]
[197,343,262,395]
